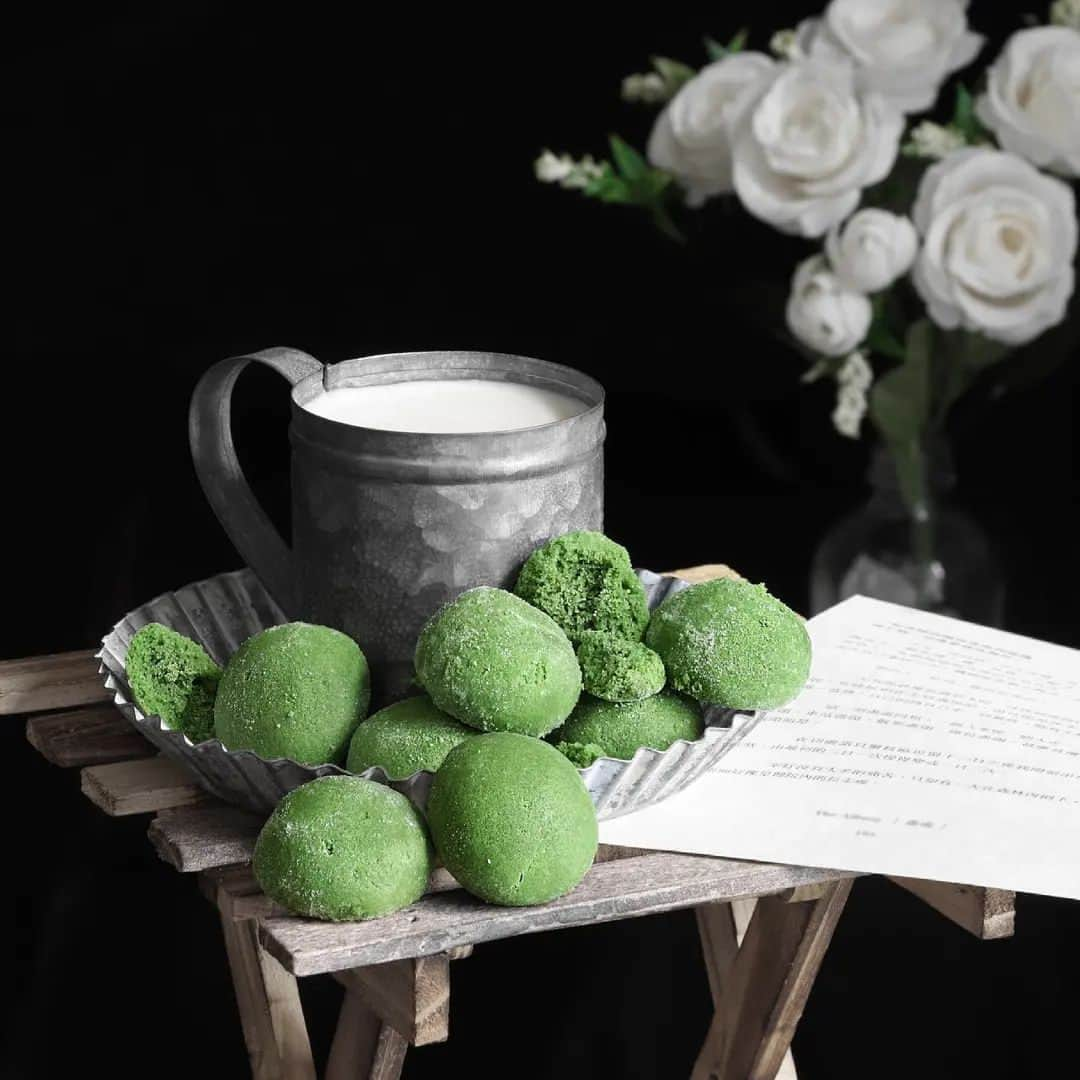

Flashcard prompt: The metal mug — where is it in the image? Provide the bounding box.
[189,347,605,701]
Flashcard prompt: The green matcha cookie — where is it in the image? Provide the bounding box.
[415,587,581,737]
[427,733,598,906]
[645,579,810,709]
[576,631,666,702]
[253,776,431,921]
[346,695,476,780]
[214,622,371,765]
[125,623,221,743]
[514,531,649,644]
[551,691,704,760]
[555,740,606,769]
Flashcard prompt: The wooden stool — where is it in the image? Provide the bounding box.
[10,565,1016,1079]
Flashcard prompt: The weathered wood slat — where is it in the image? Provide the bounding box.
[696,901,740,1007]
[692,880,852,1080]
[201,865,286,920]
[220,912,316,1080]
[81,755,209,816]
[326,992,407,1080]
[697,900,800,1080]
[25,705,153,767]
[204,862,462,925]
[261,855,853,976]
[201,852,641,932]
[153,796,652,878]
[149,804,265,872]
[668,564,745,584]
[254,935,318,1079]
[1,650,110,716]
[889,877,1015,940]
[334,955,451,1046]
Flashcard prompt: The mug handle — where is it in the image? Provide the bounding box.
[188,346,324,614]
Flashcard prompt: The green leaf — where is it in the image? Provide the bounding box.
[928,328,1012,421]
[951,83,990,144]
[583,169,633,204]
[887,438,931,524]
[703,27,748,60]
[649,203,686,243]
[865,319,907,363]
[651,56,696,91]
[869,319,934,445]
[953,85,976,136]
[703,36,727,61]
[868,320,942,514]
[941,328,1012,372]
[641,169,674,198]
[577,140,683,239]
[608,133,649,182]
[865,291,911,363]
[727,27,749,53]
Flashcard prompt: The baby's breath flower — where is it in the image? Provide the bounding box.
[534,150,605,189]
[831,351,874,438]
[770,28,802,60]
[832,384,868,439]
[838,350,874,394]
[903,120,966,160]
[535,150,574,184]
[621,72,669,104]
[1050,0,1080,29]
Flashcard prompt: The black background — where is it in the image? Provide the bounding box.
[4,4,1078,1078]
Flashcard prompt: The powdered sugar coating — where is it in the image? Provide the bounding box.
[346,694,475,779]
[427,733,597,906]
[214,622,371,765]
[414,587,582,737]
[645,579,810,709]
[253,775,431,921]
[551,691,703,761]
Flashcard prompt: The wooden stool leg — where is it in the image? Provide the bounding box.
[219,913,316,1080]
[692,880,852,1080]
[697,901,798,1080]
[327,990,408,1080]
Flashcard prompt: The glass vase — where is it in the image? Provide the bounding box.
[810,442,1005,626]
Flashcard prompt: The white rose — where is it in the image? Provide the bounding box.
[976,27,1080,179]
[647,53,776,207]
[912,148,1077,346]
[731,61,903,238]
[826,209,918,292]
[787,254,874,357]
[797,0,983,114]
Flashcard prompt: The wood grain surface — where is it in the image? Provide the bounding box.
[81,755,209,816]
[1,649,109,715]
[260,856,855,975]
[25,705,152,766]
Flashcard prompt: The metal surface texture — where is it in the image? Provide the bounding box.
[99,569,759,817]
[190,348,605,702]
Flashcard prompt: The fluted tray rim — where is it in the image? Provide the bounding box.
[98,567,761,816]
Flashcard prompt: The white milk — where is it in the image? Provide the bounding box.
[302,379,587,433]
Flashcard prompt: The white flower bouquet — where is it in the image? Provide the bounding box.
[537,1,1080,519]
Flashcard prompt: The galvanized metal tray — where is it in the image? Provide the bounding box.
[98,568,760,818]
